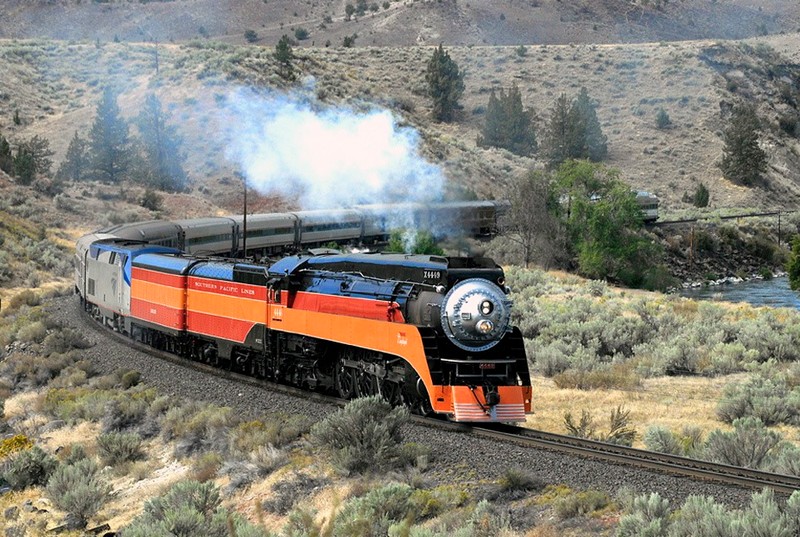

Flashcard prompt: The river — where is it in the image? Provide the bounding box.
[679,276,800,309]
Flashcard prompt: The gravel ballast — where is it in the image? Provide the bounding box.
[45,294,757,508]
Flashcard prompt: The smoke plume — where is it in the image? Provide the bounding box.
[223,84,444,210]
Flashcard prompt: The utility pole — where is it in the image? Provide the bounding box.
[242,173,247,258]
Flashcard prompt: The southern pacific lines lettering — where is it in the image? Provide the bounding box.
[189,278,263,299]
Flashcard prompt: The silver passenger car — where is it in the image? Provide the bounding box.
[173,217,238,256]
[233,212,298,257]
[293,209,363,248]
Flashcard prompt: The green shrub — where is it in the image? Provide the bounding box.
[2,446,58,489]
[655,108,671,129]
[122,480,266,537]
[309,396,410,475]
[498,467,545,493]
[716,374,800,426]
[703,417,782,469]
[42,387,115,423]
[643,426,681,455]
[333,483,415,537]
[16,320,47,344]
[617,489,800,537]
[162,402,240,458]
[463,499,512,536]
[229,415,311,453]
[564,406,636,446]
[62,444,89,467]
[616,492,670,537]
[42,327,91,355]
[220,445,288,492]
[97,432,143,466]
[554,489,612,519]
[45,458,111,530]
[190,452,222,483]
[767,442,800,476]
[120,369,141,389]
[101,396,150,433]
[668,495,732,537]
[263,473,330,515]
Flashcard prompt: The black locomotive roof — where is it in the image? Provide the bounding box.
[267,252,500,287]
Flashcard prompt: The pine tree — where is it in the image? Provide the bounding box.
[543,89,608,168]
[478,89,505,149]
[135,93,186,192]
[88,86,132,183]
[13,147,35,185]
[274,34,295,80]
[570,87,607,162]
[477,84,537,156]
[18,135,54,176]
[56,131,89,182]
[719,104,767,186]
[0,134,13,175]
[425,44,464,122]
[543,93,574,168]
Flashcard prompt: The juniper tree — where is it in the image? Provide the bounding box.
[56,131,89,182]
[425,44,464,122]
[18,135,54,177]
[135,93,186,191]
[719,104,767,186]
[692,182,709,207]
[274,34,295,80]
[655,107,671,129]
[477,84,537,156]
[0,134,13,174]
[543,89,608,168]
[569,87,607,162]
[88,86,132,183]
[542,93,575,168]
[13,147,35,185]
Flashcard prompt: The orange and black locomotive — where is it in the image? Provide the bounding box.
[76,234,532,422]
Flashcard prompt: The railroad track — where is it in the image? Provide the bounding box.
[83,310,800,496]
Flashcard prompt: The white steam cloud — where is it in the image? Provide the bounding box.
[223,85,444,210]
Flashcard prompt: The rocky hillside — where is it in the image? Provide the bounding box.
[3,33,800,229]
[2,0,800,48]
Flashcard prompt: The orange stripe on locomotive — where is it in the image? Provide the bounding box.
[186,276,266,343]
[130,266,187,331]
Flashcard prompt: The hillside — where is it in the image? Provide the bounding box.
[3,32,800,235]
[2,0,800,48]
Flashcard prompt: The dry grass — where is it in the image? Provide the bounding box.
[525,374,749,449]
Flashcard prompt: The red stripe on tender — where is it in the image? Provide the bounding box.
[291,292,405,322]
[187,310,256,343]
[188,277,267,301]
[131,298,185,330]
[132,267,186,287]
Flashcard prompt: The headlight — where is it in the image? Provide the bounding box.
[477,320,494,334]
[440,278,512,351]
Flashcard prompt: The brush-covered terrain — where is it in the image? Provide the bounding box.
[4,1,800,536]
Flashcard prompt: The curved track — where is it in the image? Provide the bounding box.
[84,309,800,496]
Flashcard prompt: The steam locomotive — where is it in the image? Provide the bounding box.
[75,225,533,423]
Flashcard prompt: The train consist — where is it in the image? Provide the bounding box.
[636,191,659,223]
[74,201,533,423]
[89,201,508,259]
